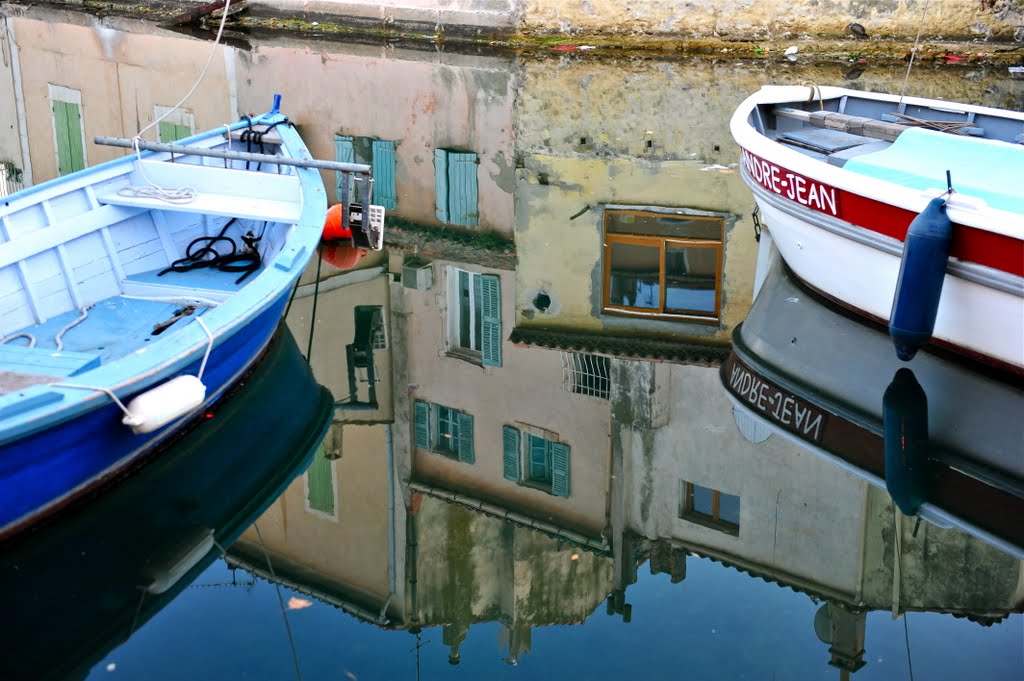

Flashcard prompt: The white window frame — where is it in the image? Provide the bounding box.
[446,266,482,359]
[48,84,88,171]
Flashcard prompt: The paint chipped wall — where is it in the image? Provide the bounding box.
[519,0,1024,41]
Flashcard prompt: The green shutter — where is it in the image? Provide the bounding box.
[447,152,479,226]
[502,425,521,481]
[434,149,449,222]
[53,100,84,176]
[551,442,570,498]
[415,401,431,449]
[457,412,474,464]
[335,135,355,203]
[307,447,335,514]
[372,139,397,209]
[480,274,502,367]
[159,121,190,143]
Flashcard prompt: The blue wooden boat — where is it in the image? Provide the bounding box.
[0,96,360,539]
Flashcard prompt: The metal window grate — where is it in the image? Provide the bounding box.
[562,352,610,399]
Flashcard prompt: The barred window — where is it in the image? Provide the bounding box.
[562,352,610,399]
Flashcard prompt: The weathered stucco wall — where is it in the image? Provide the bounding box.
[521,0,1024,41]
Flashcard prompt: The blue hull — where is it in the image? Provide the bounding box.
[0,289,291,538]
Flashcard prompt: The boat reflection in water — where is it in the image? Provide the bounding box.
[0,326,333,681]
[722,247,1024,557]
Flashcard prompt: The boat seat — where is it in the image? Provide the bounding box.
[844,127,1024,214]
[0,345,100,377]
[779,128,873,154]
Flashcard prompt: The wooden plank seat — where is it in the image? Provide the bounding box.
[0,344,100,377]
[97,160,302,223]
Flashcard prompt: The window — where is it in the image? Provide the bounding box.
[446,268,502,367]
[603,209,724,322]
[679,481,740,535]
[306,446,337,518]
[335,135,397,209]
[415,401,475,464]
[49,85,86,176]
[502,425,570,497]
[434,149,478,226]
[154,107,195,143]
[562,352,610,399]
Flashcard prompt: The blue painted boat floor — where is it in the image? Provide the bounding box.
[4,297,210,366]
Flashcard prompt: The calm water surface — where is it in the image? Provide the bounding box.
[2,9,1022,681]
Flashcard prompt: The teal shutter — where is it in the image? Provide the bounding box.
[372,139,397,209]
[551,442,570,498]
[434,149,449,222]
[447,152,479,226]
[307,447,335,514]
[335,135,355,203]
[480,274,502,367]
[53,101,84,176]
[502,425,521,481]
[415,400,430,448]
[457,412,474,464]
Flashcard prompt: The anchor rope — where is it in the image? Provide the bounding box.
[898,0,931,109]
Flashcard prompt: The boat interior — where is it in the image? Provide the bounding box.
[751,93,1024,213]
[0,128,299,390]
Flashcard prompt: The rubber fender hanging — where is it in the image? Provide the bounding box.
[889,197,952,361]
[321,203,352,241]
[883,368,930,516]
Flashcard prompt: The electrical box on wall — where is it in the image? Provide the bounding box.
[402,260,433,291]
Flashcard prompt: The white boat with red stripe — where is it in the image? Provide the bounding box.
[730,85,1024,375]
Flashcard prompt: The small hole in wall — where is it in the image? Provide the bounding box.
[533,292,552,312]
[645,139,653,149]
[579,137,588,145]
[538,173,549,185]
[713,145,721,152]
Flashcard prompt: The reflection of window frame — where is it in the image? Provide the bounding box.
[502,424,570,497]
[445,267,502,367]
[602,209,724,323]
[414,400,475,464]
[562,352,610,399]
[678,480,739,535]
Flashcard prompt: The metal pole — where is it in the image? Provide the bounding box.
[93,136,373,175]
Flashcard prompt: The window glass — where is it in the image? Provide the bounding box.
[608,242,660,309]
[528,435,552,484]
[665,245,717,314]
[691,484,715,516]
[718,492,741,525]
[607,211,720,239]
[435,406,460,455]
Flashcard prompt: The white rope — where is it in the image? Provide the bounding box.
[54,382,133,419]
[195,316,214,381]
[898,0,931,108]
[121,0,234,204]
[55,305,92,351]
[1,332,36,348]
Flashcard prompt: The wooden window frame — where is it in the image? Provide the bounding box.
[679,481,739,536]
[602,209,724,323]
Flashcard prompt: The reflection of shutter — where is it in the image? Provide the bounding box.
[551,442,570,497]
[457,412,474,464]
[53,101,84,176]
[480,274,502,367]
[434,149,449,222]
[372,139,397,209]
[335,135,355,203]
[414,400,430,448]
[447,152,479,226]
[502,425,521,481]
[307,447,335,514]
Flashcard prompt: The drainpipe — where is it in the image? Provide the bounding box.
[381,423,396,620]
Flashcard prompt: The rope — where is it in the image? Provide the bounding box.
[55,305,91,351]
[121,0,234,204]
[1,332,36,347]
[195,316,214,381]
[800,81,824,110]
[54,382,133,418]
[158,217,263,285]
[898,0,931,108]
[305,244,324,362]
[254,521,304,681]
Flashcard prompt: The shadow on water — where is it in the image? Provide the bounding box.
[0,326,333,681]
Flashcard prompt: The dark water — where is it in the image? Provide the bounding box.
[2,8,1022,681]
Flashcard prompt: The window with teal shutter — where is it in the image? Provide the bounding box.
[503,426,521,481]
[457,412,474,464]
[372,139,397,209]
[551,442,570,497]
[335,135,355,204]
[307,447,335,515]
[480,274,502,367]
[53,100,85,176]
[414,400,430,448]
[433,149,479,226]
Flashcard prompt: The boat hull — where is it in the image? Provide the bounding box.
[0,288,292,539]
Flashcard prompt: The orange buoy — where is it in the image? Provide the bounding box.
[322,203,352,241]
[321,241,368,270]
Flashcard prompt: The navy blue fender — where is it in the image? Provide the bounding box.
[889,196,952,361]
[883,368,930,516]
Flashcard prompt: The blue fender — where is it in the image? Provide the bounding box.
[883,368,930,516]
